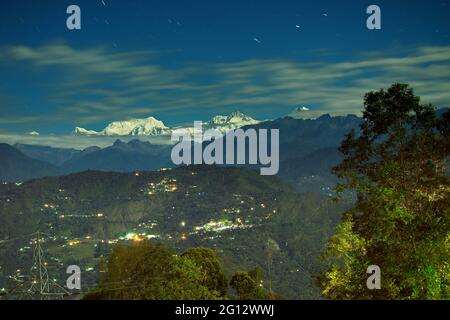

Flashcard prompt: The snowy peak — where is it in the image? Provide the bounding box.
[74,127,100,136]
[205,111,259,133]
[74,116,170,136]
[294,106,310,112]
[102,117,169,136]
[74,112,259,137]
[289,106,322,120]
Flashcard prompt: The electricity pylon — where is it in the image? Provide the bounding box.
[5,231,70,300]
[28,231,51,299]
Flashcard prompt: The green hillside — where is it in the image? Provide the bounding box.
[0,165,347,299]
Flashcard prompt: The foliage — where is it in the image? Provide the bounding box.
[84,241,279,300]
[319,84,450,299]
[0,165,347,299]
[230,267,269,300]
[181,248,228,296]
[85,241,223,300]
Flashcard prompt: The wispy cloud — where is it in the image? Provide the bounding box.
[1,43,450,132]
[0,131,172,149]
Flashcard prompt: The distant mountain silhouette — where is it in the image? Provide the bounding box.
[0,143,64,182]
[62,139,172,173]
[14,143,82,166]
[3,115,364,189]
[234,114,362,192]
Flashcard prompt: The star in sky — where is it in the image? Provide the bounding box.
[0,0,449,140]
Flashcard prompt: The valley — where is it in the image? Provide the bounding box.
[0,165,348,299]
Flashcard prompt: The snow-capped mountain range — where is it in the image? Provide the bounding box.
[74,117,170,136]
[74,112,260,137]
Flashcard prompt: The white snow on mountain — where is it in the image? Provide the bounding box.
[75,112,259,137]
[102,117,169,136]
[289,106,322,119]
[74,127,100,136]
[173,111,260,136]
[74,117,170,136]
[204,111,260,133]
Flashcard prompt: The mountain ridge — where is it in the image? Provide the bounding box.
[3,114,365,190]
[0,143,64,182]
[74,116,170,136]
[75,111,260,137]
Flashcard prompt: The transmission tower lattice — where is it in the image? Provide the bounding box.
[29,231,51,298]
[5,231,71,300]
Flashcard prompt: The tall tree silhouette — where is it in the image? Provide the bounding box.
[319,84,449,299]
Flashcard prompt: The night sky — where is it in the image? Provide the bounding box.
[0,0,449,146]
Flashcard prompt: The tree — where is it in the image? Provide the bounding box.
[229,266,283,300]
[84,241,223,300]
[230,268,266,300]
[181,248,228,296]
[318,84,450,299]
